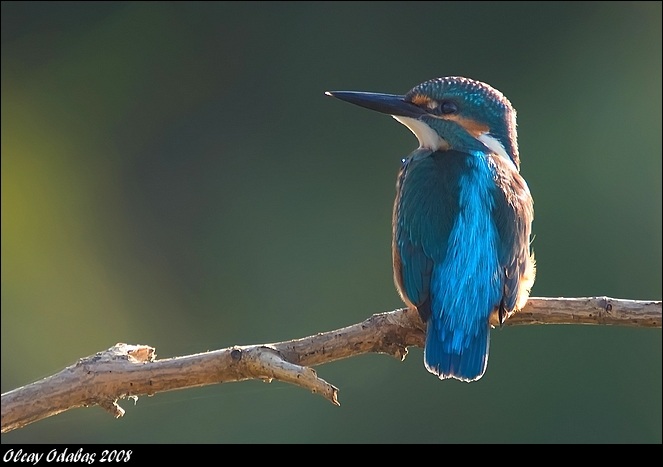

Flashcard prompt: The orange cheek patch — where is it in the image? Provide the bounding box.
[410,94,432,107]
[441,114,489,137]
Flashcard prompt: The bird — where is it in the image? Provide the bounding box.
[326,76,535,382]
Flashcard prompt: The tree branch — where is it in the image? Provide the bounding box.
[1,296,660,433]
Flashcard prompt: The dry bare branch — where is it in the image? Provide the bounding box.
[1,296,660,433]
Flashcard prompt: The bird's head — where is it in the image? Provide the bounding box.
[327,76,520,169]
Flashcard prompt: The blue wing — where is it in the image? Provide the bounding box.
[491,154,535,319]
[392,150,462,319]
[393,150,534,381]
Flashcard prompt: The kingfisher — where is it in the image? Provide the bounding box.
[327,76,535,382]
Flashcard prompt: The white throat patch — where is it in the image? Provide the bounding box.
[393,115,517,170]
[392,116,449,151]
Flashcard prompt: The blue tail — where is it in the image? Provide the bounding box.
[423,319,490,382]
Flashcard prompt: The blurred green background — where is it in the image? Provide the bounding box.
[2,1,661,444]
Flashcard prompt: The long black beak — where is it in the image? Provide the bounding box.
[325,91,426,119]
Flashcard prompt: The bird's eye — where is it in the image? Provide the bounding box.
[438,100,458,115]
